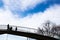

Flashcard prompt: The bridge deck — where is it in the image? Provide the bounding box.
[0,25,58,40]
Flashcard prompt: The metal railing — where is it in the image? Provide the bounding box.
[0,25,7,30]
[0,25,37,34]
[9,25,37,33]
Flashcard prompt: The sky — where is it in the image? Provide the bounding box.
[0,0,60,40]
[0,0,60,29]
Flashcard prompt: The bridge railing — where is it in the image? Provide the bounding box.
[0,25,7,30]
[9,25,37,34]
[0,25,38,34]
[0,25,60,39]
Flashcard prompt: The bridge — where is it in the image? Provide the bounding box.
[0,24,58,40]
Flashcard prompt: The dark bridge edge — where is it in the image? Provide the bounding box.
[0,30,58,40]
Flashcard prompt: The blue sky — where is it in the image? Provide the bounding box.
[22,0,60,17]
[0,0,4,8]
[26,0,60,13]
[0,0,60,17]
[0,0,60,40]
[3,0,60,17]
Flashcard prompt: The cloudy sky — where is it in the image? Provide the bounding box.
[0,0,60,29]
[0,0,60,40]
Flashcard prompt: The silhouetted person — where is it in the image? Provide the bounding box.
[15,27,17,31]
[10,27,12,31]
[7,24,12,31]
[7,24,9,30]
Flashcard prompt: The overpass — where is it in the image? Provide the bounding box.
[0,24,58,40]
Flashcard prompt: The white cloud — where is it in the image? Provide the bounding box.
[19,4,60,29]
[0,2,60,29]
[41,4,60,25]
[0,7,20,25]
[3,0,46,11]
[1,0,60,40]
[19,0,45,11]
